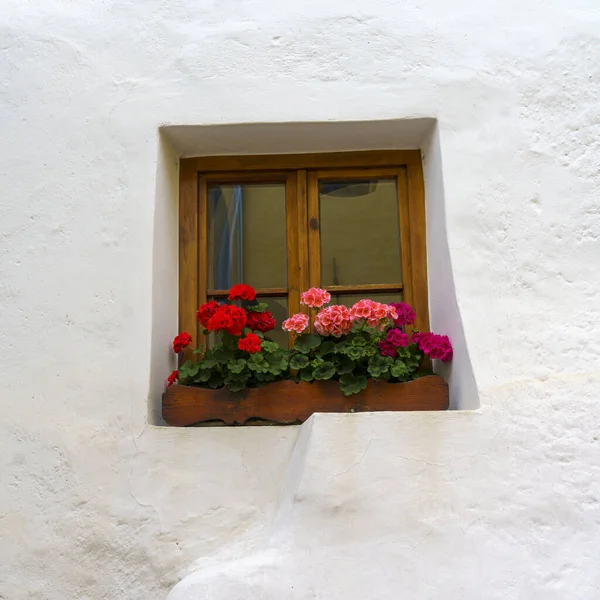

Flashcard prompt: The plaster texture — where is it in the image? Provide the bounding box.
[1,1,600,599]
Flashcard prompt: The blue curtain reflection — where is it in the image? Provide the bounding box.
[209,185,244,289]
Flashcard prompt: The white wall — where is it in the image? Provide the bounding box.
[1,1,600,599]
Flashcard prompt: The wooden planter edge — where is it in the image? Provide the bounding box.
[162,375,449,426]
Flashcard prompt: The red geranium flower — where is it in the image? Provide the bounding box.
[228,284,257,301]
[246,310,276,333]
[172,332,193,353]
[167,370,178,387]
[207,304,247,336]
[196,300,220,327]
[237,332,262,354]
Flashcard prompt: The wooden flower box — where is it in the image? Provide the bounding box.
[162,375,449,426]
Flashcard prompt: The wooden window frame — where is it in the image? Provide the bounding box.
[178,150,429,364]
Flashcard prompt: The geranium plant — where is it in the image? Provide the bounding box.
[168,284,289,392]
[282,288,452,396]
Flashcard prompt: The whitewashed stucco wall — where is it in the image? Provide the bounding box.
[1,1,600,599]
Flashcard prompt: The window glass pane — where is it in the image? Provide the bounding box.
[319,179,401,286]
[208,183,287,290]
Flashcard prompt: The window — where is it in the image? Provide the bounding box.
[178,150,428,362]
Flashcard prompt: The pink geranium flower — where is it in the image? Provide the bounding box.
[314,305,353,337]
[350,299,398,330]
[300,288,331,308]
[282,313,310,334]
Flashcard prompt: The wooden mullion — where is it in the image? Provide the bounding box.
[406,161,430,334]
[296,169,310,312]
[312,167,400,180]
[187,150,422,172]
[208,287,288,298]
[197,176,209,350]
[179,161,199,365]
[306,171,321,329]
[324,283,403,295]
[201,171,291,184]
[397,167,414,326]
[286,172,300,319]
[307,171,321,289]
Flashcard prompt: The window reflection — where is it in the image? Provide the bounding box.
[208,183,287,290]
[319,179,402,286]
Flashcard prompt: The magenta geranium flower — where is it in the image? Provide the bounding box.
[389,302,416,327]
[386,328,409,348]
[378,340,397,357]
[412,332,453,362]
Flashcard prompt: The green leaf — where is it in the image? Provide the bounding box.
[178,361,201,379]
[365,345,378,357]
[406,358,420,371]
[313,361,336,380]
[345,345,365,360]
[350,335,367,347]
[335,355,355,374]
[207,373,224,389]
[266,354,288,375]
[227,358,247,374]
[333,340,348,354]
[396,346,411,360]
[200,357,217,370]
[310,356,324,368]
[247,302,269,313]
[226,368,249,381]
[261,340,280,354]
[213,348,235,362]
[224,367,249,387]
[227,380,247,392]
[390,359,409,380]
[368,355,391,378]
[411,351,422,364]
[300,367,314,382]
[247,354,270,373]
[319,340,336,355]
[290,354,310,370]
[193,369,211,383]
[339,373,368,396]
[294,333,322,354]
[221,335,238,351]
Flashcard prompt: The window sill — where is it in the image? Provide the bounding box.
[162,375,448,426]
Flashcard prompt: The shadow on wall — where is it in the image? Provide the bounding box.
[422,123,479,409]
[148,132,179,425]
[148,118,479,423]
